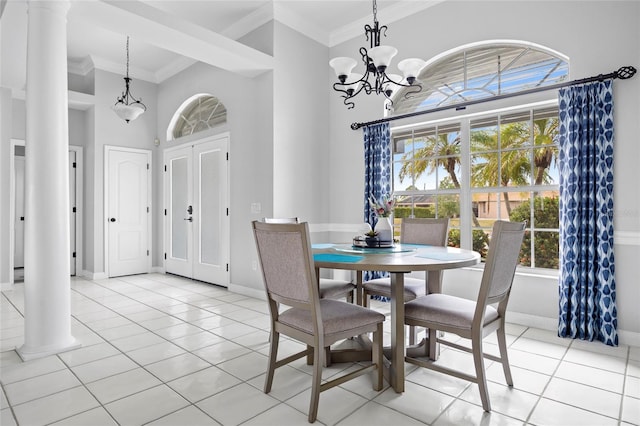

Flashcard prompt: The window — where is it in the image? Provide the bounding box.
[390,41,565,269]
[393,105,560,269]
[392,41,569,115]
[168,94,227,141]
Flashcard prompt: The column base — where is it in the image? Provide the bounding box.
[16,337,81,361]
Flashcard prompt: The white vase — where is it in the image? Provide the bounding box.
[375,216,393,242]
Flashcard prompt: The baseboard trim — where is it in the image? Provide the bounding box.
[506,311,640,347]
[80,270,107,280]
[227,282,266,301]
[1,282,12,291]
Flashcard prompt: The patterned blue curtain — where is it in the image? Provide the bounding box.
[363,122,391,282]
[558,79,618,346]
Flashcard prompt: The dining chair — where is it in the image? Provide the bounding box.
[263,217,356,303]
[252,220,384,423]
[362,217,449,344]
[403,220,526,412]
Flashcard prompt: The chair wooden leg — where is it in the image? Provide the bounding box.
[324,346,332,367]
[409,325,416,345]
[472,335,491,412]
[496,325,513,386]
[306,345,314,365]
[308,345,323,423]
[264,331,279,393]
[373,323,383,391]
[428,328,438,360]
[363,292,369,307]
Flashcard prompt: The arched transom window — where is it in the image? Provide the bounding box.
[392,41,569,115]
[168,94,227,141]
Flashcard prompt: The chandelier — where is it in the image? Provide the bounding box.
[112,36,146,123]
[329,0,426,109]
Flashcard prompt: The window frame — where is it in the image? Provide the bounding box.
[391,99,560,272]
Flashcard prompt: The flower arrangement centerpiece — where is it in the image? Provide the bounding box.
[368,193,395,242]
[369,193,395,218]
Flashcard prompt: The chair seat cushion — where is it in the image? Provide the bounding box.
[279,299,385,338]
[363,277,425,301]
[404,294,499,329]
[319,279,355,300]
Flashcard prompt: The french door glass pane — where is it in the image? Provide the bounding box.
[199,150,220,265]
[171,157,188,260]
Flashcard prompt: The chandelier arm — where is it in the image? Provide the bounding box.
[329,0,425,109]
[402,83,424,100]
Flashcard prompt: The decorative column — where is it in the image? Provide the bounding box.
[17,0,79,360]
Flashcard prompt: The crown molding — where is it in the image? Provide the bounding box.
[91,55,158,84]
[221,2,273,41]
[155,56,198,83]
[67,56,94,76]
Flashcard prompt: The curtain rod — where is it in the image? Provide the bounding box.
[350,66,637,130]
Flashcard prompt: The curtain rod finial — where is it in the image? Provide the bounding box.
[616,66,637,80]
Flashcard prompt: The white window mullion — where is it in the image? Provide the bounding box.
[459,118,472,250]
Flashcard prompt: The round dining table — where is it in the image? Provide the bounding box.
[312,243,480,393]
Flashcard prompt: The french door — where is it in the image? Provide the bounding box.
[164,135,229,286]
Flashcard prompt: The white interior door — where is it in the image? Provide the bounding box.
[107,147,151,277]
[69,150,76,275]
[165,135,229,286]
[11,142,82,282]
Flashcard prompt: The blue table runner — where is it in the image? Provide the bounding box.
[313,253,364,263]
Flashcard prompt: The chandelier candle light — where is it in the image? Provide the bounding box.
[112,36,147,123]
[329,0,427,109]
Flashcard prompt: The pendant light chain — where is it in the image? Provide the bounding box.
[112,35,147,123]
[125,36,130,79]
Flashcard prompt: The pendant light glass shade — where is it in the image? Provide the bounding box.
[329,57,358,82]
[367,46,398,72]
[398,58,427,84]
[112,101,146,122]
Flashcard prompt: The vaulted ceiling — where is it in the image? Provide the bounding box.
[0,0,443,92]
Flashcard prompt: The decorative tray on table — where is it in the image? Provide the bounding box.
[352,236,394,248]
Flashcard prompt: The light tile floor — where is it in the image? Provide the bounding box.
[1,273,638,426]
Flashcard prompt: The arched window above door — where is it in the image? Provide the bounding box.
[167,94,227,141]
[392,41,569,115]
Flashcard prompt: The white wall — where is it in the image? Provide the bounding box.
[328,1,640,342]
[272,22,331,224]
[156,60,270,292]
[155,21,333,295]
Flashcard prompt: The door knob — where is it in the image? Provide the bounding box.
[110,218,116,222]
[187,205,193,214]
[184,217,193,222]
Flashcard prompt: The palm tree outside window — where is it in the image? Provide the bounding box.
[389,41,566,269]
